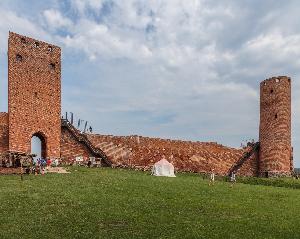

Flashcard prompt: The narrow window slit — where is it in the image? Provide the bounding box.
[16,54,22,62]
[49,63,55,70]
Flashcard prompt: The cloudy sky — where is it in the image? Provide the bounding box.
[0,0,299,165]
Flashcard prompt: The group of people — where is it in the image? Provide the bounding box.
[208,169,236,186]
[25,158,59,175]
[31,158,47,175]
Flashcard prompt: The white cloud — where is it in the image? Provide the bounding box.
[0,9,50,52]
[61,19,152,61]
[245,32,300,59]
[43,9,73,30]
[71,0,105,15]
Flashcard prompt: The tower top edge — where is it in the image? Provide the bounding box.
[260,76,291,86]
[8,31,61,50]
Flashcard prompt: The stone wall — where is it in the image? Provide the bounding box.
[0,31,293,177]
[86,134,259,176]
[259,76,292,176]
[0,113,8,154]
[0,117,258,176]
[8,32,61,158]
[60,127,95,163]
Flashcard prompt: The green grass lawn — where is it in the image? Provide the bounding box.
[1,168,300,239]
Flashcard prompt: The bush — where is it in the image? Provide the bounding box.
[237,176,300,189]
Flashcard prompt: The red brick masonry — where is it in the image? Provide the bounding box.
[86,134,259,176]
[8,32,61,159]
[0,32,293,177]
[259,76,293,177]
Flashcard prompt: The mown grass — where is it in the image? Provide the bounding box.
[1,167,300,239]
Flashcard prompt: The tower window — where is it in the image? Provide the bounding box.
[16,54,23,62]
[34,42,40,48]
[275,114,278,119]
[270,89,274,94]
[49,63,55,70]
[34,92,38,98]
[275,78,280,83]
[48,46,53,52]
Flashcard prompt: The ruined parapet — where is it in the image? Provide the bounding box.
[259,76,292,177]
[86,133,259,176]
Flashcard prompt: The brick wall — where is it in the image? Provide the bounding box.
[0,31,292,177]
[0,113,8,154]
[259,76,292,176]
[60,127,97,163]
[86,134,259,176]
[8,32,61,158]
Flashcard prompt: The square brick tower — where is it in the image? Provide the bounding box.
[8,32,61,159]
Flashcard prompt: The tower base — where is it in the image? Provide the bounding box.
[259,171,292,178]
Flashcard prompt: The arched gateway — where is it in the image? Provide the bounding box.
[31,132,47,159]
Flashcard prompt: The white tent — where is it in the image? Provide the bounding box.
[151,158,176,177]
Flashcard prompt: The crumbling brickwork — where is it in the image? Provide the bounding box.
[0,113,8,154]
[259,76,292,177]
[8,32,61,159]
[86,134,259,176]
[61,127,97,162]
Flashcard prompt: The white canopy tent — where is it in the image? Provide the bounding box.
[151,158,176,177]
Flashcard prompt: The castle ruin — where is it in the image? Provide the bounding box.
[0,32,294,177]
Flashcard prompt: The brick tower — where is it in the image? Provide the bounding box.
[259,76,293,177]
[8,32,61,159]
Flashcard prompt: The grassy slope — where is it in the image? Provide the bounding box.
[1,168,300,239]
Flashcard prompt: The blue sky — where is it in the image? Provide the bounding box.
[0,0,299,166]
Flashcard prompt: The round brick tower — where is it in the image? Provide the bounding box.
[259,76,293,177]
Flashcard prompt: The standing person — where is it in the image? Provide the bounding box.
[230,171,236,187]
[46,158,51,169]
[35,159,39,175]
[209,168,215,186]
[41,165,45,176]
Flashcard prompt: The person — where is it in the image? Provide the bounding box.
[230,172,236,187]
[25,166,30,174]
[46,158,51,169]
[87,160,91,168]
[35,159,39,175]
[209,169,215,186]
[41,166,45,176]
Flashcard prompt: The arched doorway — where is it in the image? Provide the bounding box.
[31,133,46,160]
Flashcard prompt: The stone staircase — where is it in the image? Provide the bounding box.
[94,141,132,165]
[228,142,260,176]
[61,119,112,166]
